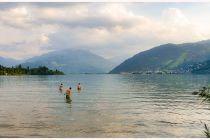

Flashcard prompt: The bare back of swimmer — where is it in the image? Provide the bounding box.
[77,83,81,90]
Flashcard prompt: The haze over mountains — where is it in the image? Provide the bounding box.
[21,49,116,74]
[1,39,210,74]
[0,57,22,67]
[110,39,210,74]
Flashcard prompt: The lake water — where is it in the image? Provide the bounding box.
[0,74,210,138]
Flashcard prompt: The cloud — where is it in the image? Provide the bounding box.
[162,8,190,25]
[0,3,210,60]
[159,8,207,42]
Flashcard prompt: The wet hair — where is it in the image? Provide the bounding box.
[69,87,72,89]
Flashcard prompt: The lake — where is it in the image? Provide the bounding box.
[0,74,210,137]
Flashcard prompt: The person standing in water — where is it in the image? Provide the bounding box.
[59,83,63,92]
[77,83,81,90]
[66,86,72,101]
[77,83,81,92]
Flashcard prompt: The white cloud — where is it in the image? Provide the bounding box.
[0,3,210,60]
[159,8,208,43]
[162,8,190,25]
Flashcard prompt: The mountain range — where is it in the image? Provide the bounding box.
[110,40,210,74]
[21,49,115,74]
[189,60,210,74]
[1,39,210,74]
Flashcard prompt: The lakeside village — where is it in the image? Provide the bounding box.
[120,70,182,75]
[120,63,208,75]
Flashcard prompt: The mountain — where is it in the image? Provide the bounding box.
[21,49,115,74]
[110,39,210,74]
[190,60,210,74]
[0,56,21,67]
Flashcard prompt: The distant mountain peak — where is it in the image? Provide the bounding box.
[110,39,210,74]
[22,49,116,74]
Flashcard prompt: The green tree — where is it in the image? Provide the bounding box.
[193,86,210,138]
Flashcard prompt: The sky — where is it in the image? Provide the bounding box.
[1,2,210,60]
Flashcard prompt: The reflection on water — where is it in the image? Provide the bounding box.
[77,89,81,93]
[59,89,63,94]
[0,74,210,137]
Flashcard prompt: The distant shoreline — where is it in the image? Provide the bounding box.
[1,73,210,76]
[0,65,64,76]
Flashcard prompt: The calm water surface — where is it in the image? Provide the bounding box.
[0,74,210,137]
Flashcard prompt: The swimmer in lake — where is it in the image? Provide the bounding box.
[59,83,63,92]
[77,83,81,91]
[66,86,72,101]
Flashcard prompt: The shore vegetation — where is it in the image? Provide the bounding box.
[0,65,64,75]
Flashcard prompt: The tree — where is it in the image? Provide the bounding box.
[193,86,210,138]
[0,65,64,75]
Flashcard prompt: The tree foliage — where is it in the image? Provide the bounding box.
[193,86,210,138]
[204,123,210,138]
[0,65,64,75]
